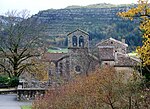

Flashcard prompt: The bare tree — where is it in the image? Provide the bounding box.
[0,10,45,78]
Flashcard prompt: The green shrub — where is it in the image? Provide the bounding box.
[8,77,19,87]
[0,76,9,84]
[21,105,32,109]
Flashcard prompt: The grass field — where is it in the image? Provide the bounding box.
[128,52,137,57]
[48,47,138,57]
[48,47,68,53]
[21,105,32,109]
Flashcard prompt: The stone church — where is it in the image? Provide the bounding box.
[42,29,140,82]
[16,29,141,100]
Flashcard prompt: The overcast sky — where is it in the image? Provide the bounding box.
[0,0,138,15]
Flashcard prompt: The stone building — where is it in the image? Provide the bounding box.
[96,37,140,66]
[12,29,140,100]
[19,28,140,81]
[42,29,93,82]
[96,37,128,54]
[15,29,141,100]
[42,29,140,84]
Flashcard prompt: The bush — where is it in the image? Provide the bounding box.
[0,76,19,88]
[141,65,150,82]
[8,77,19,87]
[0,76,9,84]
[32,67,149,109]
[0,76,10,88]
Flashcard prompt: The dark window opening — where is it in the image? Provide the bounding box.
[66,60,70,74]
[105,63,108,65]
[48,70,52,76]
[111,41,113,44]
[66,61,69,69]
[59,63,63,75]
[79,36,84,47]
[72,35,77,47]
[75,65,81,72]
[32,73,35,77]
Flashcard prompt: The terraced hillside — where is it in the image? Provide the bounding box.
[0,4,142,49]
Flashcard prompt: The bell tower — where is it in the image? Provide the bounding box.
[67,29,89,54]
[67,29,89,74]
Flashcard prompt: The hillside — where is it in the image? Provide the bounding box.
[32,4,135,36]
[29,3,141,49]
[66,3,134,9]
[0,3,142,50]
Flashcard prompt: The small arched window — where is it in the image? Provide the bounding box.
[72,35,77,47]
[59,63,63,75]
[66,60,69,70]
[75,65,81,72]
[79,36,84,47]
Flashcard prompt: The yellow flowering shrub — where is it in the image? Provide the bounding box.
[118,0,150,67]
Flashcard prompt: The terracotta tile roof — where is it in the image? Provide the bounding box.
[98,46,115,60]
[115,52,141,67]
[41,53,68,62]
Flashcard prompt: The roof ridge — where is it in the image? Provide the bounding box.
[96,37,128,47]
[129,56,141,62]
[96,38,108,46]
[67,28,89,36]
[109,37,128,47]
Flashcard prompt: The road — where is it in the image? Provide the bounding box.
[0,94,32,109]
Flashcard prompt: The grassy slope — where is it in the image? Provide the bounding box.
[21,105,32,109]
[48,48,68,53]
[128,52,137,57]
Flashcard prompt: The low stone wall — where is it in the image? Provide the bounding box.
[0,88,16,94]
[17,88,47,101]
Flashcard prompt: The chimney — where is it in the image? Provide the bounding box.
[121,36,125,43]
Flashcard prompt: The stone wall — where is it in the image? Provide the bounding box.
[97,38,127,54]
[17,88,47,101]
[17,81,49,100]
